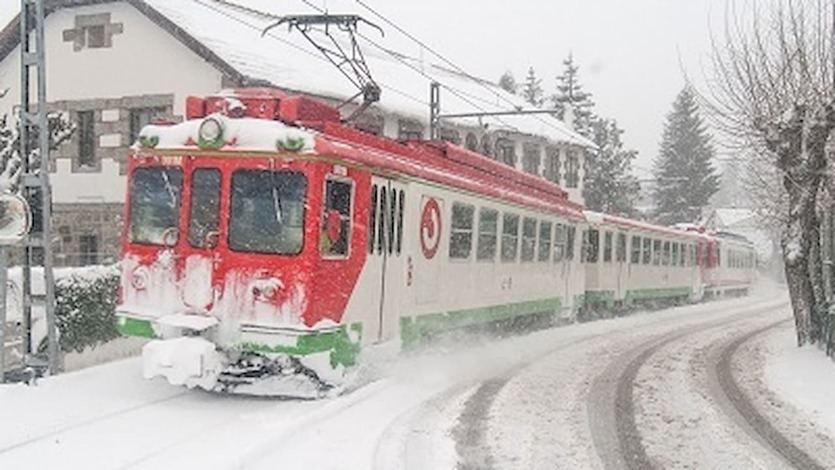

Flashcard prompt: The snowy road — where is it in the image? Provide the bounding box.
[2,288,832,469]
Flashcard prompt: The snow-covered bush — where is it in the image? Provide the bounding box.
[53,265,120,353]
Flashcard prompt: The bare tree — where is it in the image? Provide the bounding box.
[705,0,835,346]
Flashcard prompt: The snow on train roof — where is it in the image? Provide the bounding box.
[140,0,593,148]
[137,114,315,152]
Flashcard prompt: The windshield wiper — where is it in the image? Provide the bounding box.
[271,177,283,223]
[160,169,177,208]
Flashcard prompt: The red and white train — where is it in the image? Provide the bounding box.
[115,88,757,397]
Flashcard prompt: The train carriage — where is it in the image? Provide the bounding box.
[116,89,588,397]
[703,232,758,298]
[581,212,704,312]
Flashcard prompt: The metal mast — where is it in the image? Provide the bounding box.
[19,0,59,375]
[428,83,558,140]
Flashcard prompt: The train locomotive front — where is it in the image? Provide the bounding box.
[116,91,368,397]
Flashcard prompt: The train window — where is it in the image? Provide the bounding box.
[566,225,577,260]
[631,236,641,264]
[671,243,679,267]
[584,229,600,263]
[229,170,306,255]
[188,168,221,249]
[603,232,613,263]
[388,189,397,255]
[662,241,671,266]
[397,190,405,255]
[642,237,652,265]
[129,167,183,246]
[554,224,566,262]
[616,233,627,262]
[538,221,553,262]
[378,188,387,254]
[521,218,537,262]
[653,240,661,265]
[369,185,378,254]
[477,208,499,261]
[501,213,520,262]
[450,203,475,260]
[321,179,353,258]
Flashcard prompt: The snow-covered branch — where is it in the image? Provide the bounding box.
[0,112,76,194]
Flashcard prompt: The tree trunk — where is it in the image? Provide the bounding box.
[772,104,835,346]
[782,214,814,346]
[808,211,825,344]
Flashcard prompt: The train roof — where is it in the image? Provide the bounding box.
[135,90,586,220]
[585,211,705,240]
[712,231,756,247]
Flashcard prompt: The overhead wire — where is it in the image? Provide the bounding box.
[206,0,581,143]
[352,0,587,141]
[195,0,430,107]
[295,0,520,130]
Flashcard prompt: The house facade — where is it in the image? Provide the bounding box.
[0,0,591,266]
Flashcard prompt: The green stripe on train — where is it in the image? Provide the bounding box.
[239,323,363,369]
[117,317,157,339]
[584,290,615,307]
[625,286,691,303]
[118,315,363,369]
[400,297,563,349]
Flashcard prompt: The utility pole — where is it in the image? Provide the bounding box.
[18,0,59,375]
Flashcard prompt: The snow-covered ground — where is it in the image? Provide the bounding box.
[764,325,835,442]
[2,287,823,469]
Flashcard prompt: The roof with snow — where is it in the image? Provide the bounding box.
[705,208,756,229]
[0,0,594,148]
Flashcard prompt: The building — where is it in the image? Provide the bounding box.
[0,0,592,266]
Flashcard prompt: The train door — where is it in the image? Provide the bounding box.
[381,181,407,342]
[615,232,628,301]
[366,177,407,343]
[179,160,223,313]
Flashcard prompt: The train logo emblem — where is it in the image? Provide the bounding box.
[420,197,442,259]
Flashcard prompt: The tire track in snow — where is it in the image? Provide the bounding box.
[448,296,787,470]
[451,332,612,470]
[452,377,509,470]
[711,319,827,470]
[588,301,788,470]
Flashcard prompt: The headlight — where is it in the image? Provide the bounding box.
[131,267,150,291]
[198,117,224,148]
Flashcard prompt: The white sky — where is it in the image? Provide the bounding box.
[0,0,726,176]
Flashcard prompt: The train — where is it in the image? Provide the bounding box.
[114,88,757,397]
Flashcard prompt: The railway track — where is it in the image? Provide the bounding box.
[586,300,827,470]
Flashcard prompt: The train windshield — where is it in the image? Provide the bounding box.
[128,167,184,246]
[229,170,307,255]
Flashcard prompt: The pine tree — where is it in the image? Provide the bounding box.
[498,71,517,94]
[552,54,595,137]
[521,67,544,107]
[652,86,720,225]
[583,118,641,216]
